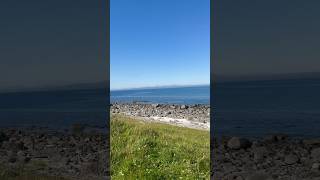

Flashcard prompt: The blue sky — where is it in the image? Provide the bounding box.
[110,0,210,90]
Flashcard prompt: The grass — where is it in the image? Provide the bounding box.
[111,115,210,180]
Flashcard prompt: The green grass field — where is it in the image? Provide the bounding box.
[111,115,210,179]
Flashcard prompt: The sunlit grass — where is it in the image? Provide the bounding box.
[111,115,210,179]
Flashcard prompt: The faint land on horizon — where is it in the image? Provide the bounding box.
[110,84,210,91]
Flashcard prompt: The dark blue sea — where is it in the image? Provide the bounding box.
[0,88,108,129]
[111,85,210,104]
[213,78,320,138]
[1,80,320,138]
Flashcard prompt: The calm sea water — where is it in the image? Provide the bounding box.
[1,80,319,138]
[213,78,320,138]
[111,85,210,104]
[0,88,108,129]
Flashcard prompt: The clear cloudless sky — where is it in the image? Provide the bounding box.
[110,0,210,90]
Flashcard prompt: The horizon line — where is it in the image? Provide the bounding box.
[110,83,210,91]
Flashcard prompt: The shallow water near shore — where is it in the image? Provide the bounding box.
[111,85,210,104]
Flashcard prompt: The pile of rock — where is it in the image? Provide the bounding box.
[212,135,320,180]
[111,103,210,123]
[0,128,109,179]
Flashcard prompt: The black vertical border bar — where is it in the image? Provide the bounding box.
[106,0,110,177]
[210,0,215,179]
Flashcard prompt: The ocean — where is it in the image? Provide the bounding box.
[111,85,210,104]
[0,85,209,129]
[213,78,320,138]
[1,80,320,138]
[0,88,108,129]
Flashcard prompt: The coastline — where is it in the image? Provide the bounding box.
[1,102,320,179]
[111,103,210,131]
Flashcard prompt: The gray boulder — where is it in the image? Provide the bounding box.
[180,105,188,109]
[227,137,252,150]
[284,154,299,165]
[312,163,320,172]
[253,147,268,162]
[311,148,320,161]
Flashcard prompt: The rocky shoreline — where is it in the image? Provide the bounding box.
[212,135,320,180]
[111,103,210,130]
[0,126,109,179]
